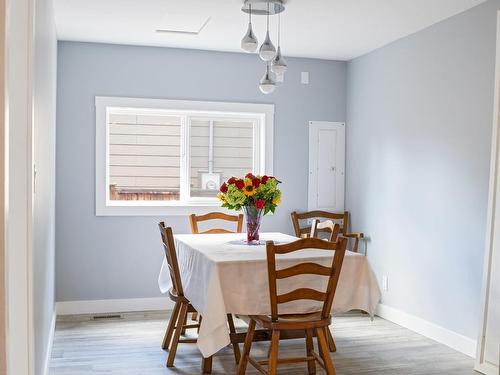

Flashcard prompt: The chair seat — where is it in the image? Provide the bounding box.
[250,311,331,330]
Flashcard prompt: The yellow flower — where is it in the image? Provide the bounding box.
[217,192,226,202]
[243,179,257,197]
[272,195,281,205]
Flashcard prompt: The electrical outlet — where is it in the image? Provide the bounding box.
[382,275,388,291]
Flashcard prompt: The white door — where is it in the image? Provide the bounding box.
[308,121,345,212]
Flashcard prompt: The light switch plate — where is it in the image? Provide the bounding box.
[301,71,309,84]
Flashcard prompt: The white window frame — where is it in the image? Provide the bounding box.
[95,96,274,216]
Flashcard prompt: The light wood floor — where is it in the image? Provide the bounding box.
[49,311,478,375]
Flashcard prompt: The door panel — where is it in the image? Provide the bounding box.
[308,122,345,212]
[317,128,337,208]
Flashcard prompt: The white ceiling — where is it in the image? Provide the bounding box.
[54,0,487,61]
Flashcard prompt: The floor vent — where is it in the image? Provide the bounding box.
[92,314,123,320]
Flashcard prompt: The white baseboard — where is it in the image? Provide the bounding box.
[43,310,56,375]
[55,297,174,316]
[474,361,499,375]
[376,304,477,358]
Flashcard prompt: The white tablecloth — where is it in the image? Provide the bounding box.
[158,232,381,357]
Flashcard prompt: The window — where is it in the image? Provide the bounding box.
[96,97,274,216]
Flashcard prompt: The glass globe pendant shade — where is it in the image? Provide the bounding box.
[241,22,258,52]
[259,65,276,94]
[271,46,287,75]
[259,30,276,61]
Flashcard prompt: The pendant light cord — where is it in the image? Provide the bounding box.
[278,12,281,46]
[249,4,251,23]
[267,2,270,32]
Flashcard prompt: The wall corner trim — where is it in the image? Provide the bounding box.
[55,297,174,316]
[376,304,477,358]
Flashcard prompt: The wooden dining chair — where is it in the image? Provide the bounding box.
[189,212,244,234]
[237,237,348,375]
[291,210,364,253]
[188,212,243,362]
[158,222,201,367]
[189,211,243,324]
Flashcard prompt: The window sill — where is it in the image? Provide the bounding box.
[95,202,231,217]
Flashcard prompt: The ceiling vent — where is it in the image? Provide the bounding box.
[156,13,211,35]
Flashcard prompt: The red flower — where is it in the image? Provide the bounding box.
[227,177,237,184]
[255,199,266,209]
[245,172,255,179]
[220,182,228,193]
[261,175,269,184]
[252,178,260,188]
[235,179,245,189]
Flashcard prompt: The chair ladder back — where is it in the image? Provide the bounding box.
[291,210,348,238]
[158,222,184,297]
[189,212,244,234]
[311,220,341,242]
[266,237,348,322]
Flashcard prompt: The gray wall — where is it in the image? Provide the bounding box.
[346,0,500,340]
[33,0,57,373]
[55,42,346,301]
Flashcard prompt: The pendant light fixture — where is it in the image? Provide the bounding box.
[258,3,276,61]
[259,64,276,94]
[271,13,287,75]
[240,0,287,94]
[241,4,258,53]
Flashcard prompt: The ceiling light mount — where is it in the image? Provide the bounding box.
[242,0,285,16]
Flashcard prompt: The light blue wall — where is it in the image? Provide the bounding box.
[55,42,347,302]
[346,0,500,339]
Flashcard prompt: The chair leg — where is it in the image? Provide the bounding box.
[237,319,256,375]
[353,238,359,253]
[268,330,280,375]
[162,301,180,350]
[167,302,188,367]
[202,356,213,374]
[305,329,316,375]
[227,314,241,364]
[317,327,336,375]
[181,311,188,335]
[197,315,202,334]
[326,327,337,352]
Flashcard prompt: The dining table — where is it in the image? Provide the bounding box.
[158,232,381,373]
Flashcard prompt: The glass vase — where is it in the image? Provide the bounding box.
[243,205,263,244]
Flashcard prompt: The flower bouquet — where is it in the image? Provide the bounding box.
[217,173,282,244]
